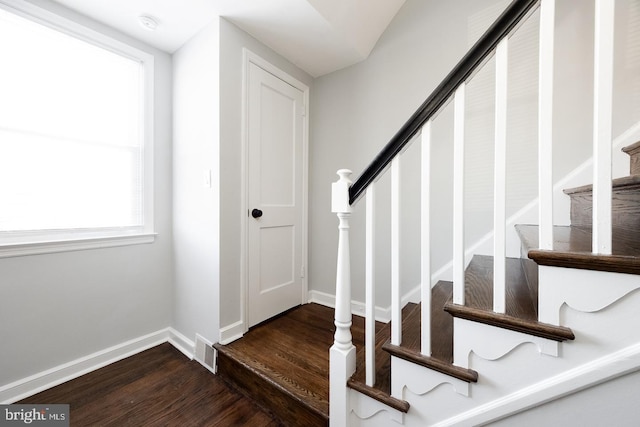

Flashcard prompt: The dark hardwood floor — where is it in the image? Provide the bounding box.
[19,343,281,426]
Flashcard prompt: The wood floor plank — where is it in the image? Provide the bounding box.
[19,343,281,426]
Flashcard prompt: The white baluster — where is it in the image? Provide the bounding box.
[421,122,432,355]
[391,157,402,346]
[365,185,376,386]
[538,0,555,251]
[494,38,508,314]
[330,169,356,427]
[592,0,615,255]
[453,85,466,305]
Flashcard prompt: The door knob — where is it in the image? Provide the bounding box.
[251,208,263,218]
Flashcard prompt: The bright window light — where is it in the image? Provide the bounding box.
[0,6,153,246]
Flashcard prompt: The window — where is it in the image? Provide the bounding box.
[0,4,155,256]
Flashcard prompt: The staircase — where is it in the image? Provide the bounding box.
[214,1,640,426]
[329,0,640,426]
[343,139,640,418]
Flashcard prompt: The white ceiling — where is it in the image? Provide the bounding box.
[49,0,405,77]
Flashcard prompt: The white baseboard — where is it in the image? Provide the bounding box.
[168,327,195,360]
[308,290,392,323]
[0,329,172,404]
[219,320,244,345]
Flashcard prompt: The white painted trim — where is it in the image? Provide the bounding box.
[420,121,432,356]
[592,0,615,255]
[0,1,154,60]
[240,49,310,333]
[493,38,508,314]
[0,233,157,258]
[453,85,466,305]
[308,290,391,323]
[0,329,175,404]
[390,157,401,346]
[168,328,196,359]
[219,320,245,345]
[365,185,376,386]
[538,0,556,250]
[433,342,640,427]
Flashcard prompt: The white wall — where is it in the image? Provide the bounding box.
[309,0,640,309]
[0,0,174,387]
[172,20,221,345]
[218,18,313,332]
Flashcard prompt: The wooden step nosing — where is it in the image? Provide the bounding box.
[529,249,640,276]
[563,175,640,195]
[215,346,329,421]
[444,303,575,342]
[621,140,640,155]
[382,342,478,383]
[347,378,410,413]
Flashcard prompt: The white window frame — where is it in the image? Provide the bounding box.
[0,0,156,258]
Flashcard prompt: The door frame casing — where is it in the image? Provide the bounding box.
[240,49,310,334]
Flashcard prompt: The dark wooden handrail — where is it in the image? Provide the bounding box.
[348,0,540,205]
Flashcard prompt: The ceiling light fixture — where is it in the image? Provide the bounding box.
[138,15,158,31]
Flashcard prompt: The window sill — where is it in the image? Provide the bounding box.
[0,233,157,258]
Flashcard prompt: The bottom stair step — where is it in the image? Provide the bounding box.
[216,347,328,426]
[214,304,334,427]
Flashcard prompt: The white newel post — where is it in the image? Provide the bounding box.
[330,169,356,427]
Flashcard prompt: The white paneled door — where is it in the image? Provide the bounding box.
[247,61,305,327]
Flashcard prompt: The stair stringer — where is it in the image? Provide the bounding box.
[390,356,470,397]
[538,265,640,325]
[349,387,404,424]
[349,281,640,426]
[453,318,560,366]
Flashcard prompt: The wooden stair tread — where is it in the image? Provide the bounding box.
[443,254,574,342]
[516,224,640,275]
[621,139,640,155]
[385,285,454,359]
[351,309,393,395]
[463,255,537,320]
[382,341,478,383]
[353,282,477,385]
[563,175,640,195]
[444,303,574,341]
[563,175,640,229]
[347,378,410,413]
[350,303,417,403]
